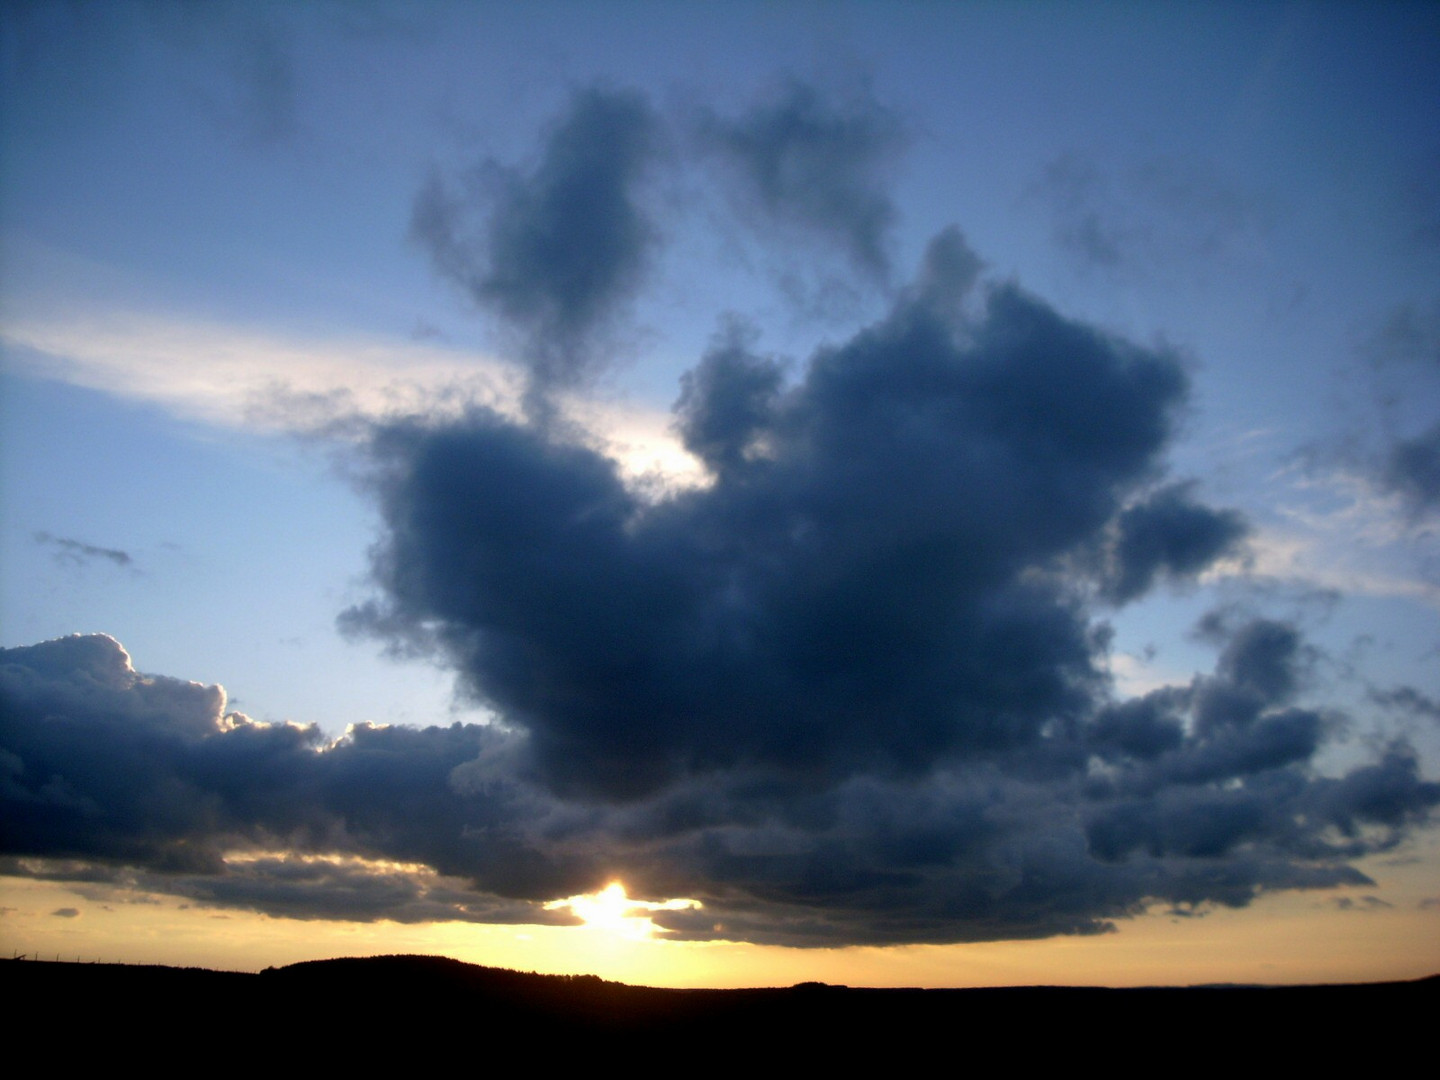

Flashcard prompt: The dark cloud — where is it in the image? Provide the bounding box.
[411,86,660,401]
[0,633,592,923]
[4,621,1436,945]
[1381,423,1440,516]
[1369,684,1440,723]
[1100,483,1249,604]
[673,318,786,478]
[1340,895,1394,910]
[301,231,1434,941]
[33,532,134,569]
[352,230,1196,800]
[1216,618,1304,693]
[697,81,905,279]
[1348,299,1440,519]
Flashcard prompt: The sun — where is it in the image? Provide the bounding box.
[545,881,701,940]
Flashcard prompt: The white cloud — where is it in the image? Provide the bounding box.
[2,308,518,428]
[1,307,705,487]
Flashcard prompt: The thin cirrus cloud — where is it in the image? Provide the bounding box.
[33,532,134,570]
[1032,152,1273,279]
[1316,297,1440,524]
[3,81,1438,948]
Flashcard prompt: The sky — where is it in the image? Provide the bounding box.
[2,1,1439,987]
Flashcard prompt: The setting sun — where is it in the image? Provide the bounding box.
[546,883,702,940]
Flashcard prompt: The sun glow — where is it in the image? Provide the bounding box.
[545,882,702,940]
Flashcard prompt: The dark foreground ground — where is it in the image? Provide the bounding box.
[6,954,1433,1064]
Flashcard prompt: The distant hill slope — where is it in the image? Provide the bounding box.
[5,955,1434,1063]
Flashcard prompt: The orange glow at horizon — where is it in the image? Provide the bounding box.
[4,833,1438,988]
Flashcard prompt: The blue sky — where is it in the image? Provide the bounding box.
[2,2,1438,982]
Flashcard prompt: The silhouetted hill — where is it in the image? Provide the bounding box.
[5,955,1433,1065]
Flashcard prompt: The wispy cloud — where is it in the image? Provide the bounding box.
[3,310,517,431]
[695,80,905,280]
[1231,466,1440,608]
[412,86,662,409]
[1,309,699,486]
[33,532,134,570]
[1030,152,1272,280]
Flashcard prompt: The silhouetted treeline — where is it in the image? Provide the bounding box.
[5,954,1433,1065]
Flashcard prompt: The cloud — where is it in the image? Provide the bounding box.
[1033,153,1271,278]
[1232,463,1440,609]
[1381,423,1440,517]
[298,231,1424,941]
[1,304,695,486]
[1099,483,1249,604]
[1,307,520,435]
[672,317,786,478]
[228,18,300,146]
[1369,685,1440,723]
[696,81,905,279]
[1341,298,1440,521]
[0,633,596,921]
[4,618,1436,945]
[6,220,1435,946]
[4,75,1434,939]
[33,532,134,570]
[411,86,661,401]
[1331,895,1392,911]
[350,229,1200,799]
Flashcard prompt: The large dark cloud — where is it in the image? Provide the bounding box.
[411,86,660,400]
[353,229,1199,801]
[328,229,1433,939]
[5,228,1432,945]
[697,81,905,279]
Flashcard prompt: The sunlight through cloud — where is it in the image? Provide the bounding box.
[545,882,702,941]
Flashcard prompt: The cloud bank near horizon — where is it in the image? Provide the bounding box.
[3,613,1436,945]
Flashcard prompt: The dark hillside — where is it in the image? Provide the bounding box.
[5,955,1433,1065]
